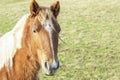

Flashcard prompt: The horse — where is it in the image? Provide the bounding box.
[0,0,61,80]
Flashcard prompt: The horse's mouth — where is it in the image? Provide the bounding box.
[42,61,59,76]
[44,70,56,76]
[42,68,57,76]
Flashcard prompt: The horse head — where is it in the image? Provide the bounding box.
[22,0,61,75]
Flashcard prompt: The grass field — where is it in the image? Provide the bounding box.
[0,0,120,80]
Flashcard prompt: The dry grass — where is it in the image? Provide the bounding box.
[0,0,120,80]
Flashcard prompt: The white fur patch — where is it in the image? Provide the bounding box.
[44,20,53,33]
[0,14,29,70]
[44,20,54,54]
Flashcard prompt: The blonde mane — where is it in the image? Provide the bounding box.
[0,14,29,70]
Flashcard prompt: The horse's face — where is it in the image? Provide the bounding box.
[29,0,60,75]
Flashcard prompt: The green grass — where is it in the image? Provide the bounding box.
[1,0,120,80]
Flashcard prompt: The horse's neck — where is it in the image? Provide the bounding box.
[12,14,29,48]
[10,48,40,80]
[0,14,40,80]
[0,14,29,70]
[0,48,40,80]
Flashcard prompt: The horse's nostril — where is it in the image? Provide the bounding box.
[44,61,59,71]
[45,62,48,69]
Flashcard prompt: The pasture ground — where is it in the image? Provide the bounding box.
[0,0,120,80]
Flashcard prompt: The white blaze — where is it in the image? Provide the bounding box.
[44,20,54,55]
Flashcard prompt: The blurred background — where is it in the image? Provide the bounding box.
[0,0,120,80]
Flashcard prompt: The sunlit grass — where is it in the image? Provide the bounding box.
[0,0,120,80]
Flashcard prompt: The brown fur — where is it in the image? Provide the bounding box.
[50,1,60,18]
[0,0,60,80]
[0,48,40,80]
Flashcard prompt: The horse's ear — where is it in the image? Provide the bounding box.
[50,1,60,18]
[30,0,39,16]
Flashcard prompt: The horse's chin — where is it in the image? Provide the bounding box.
[42,68,57,76]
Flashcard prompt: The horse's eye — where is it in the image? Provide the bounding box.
[33,29,37,33]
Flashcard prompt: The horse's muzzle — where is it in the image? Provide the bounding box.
[43,60,59,76]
